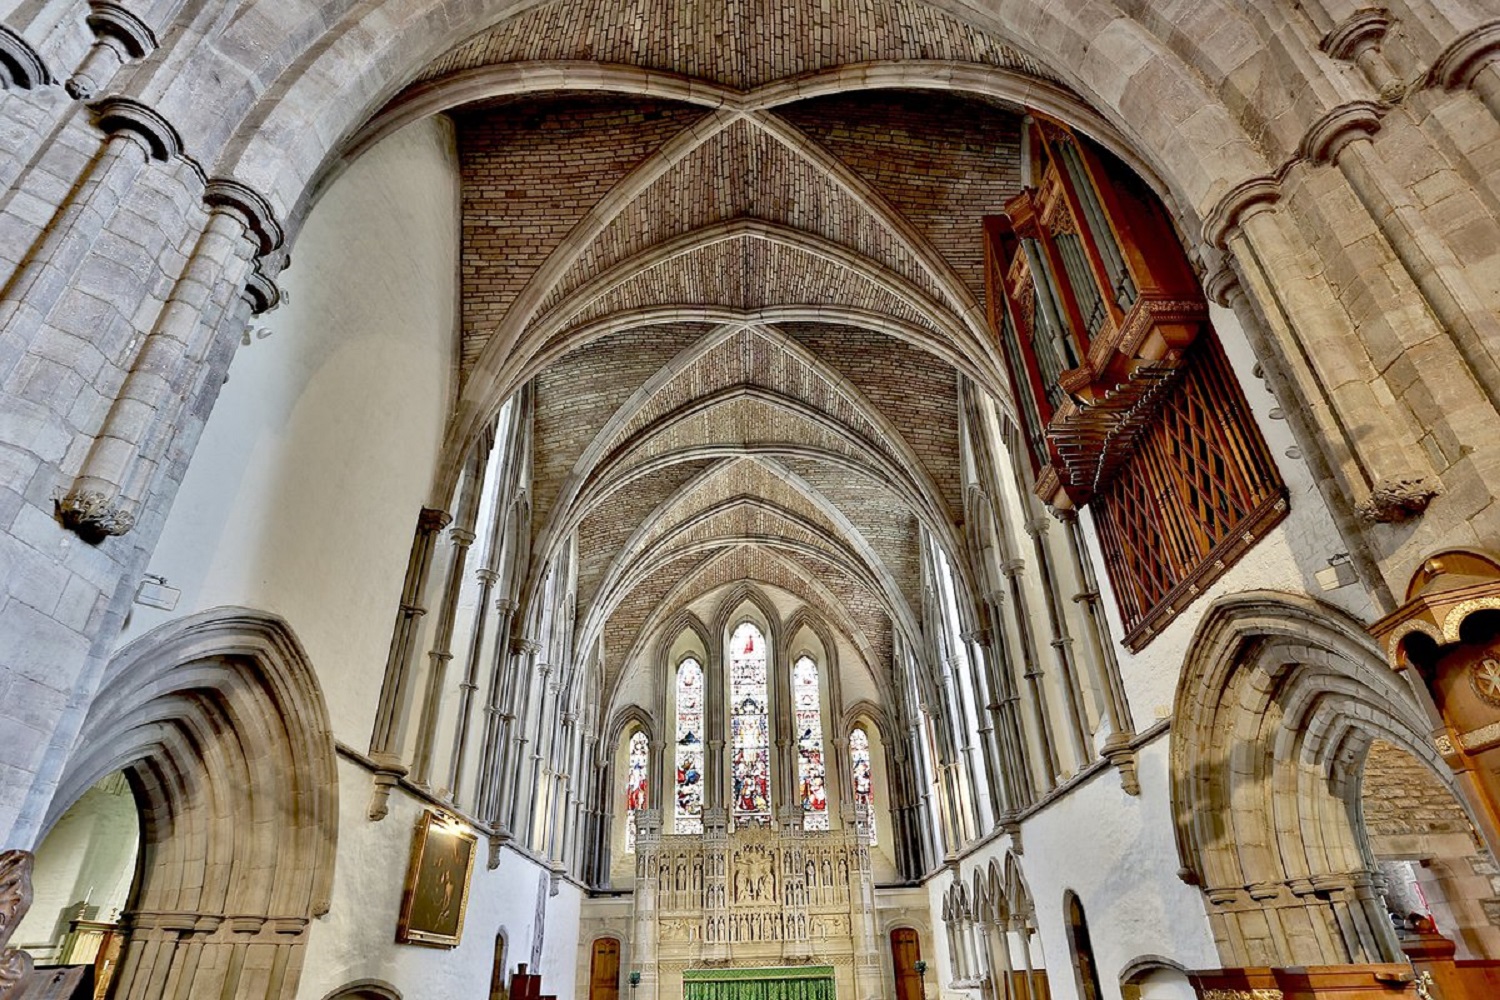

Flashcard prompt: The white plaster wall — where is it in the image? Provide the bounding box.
[935,738,1217,1000]
[297,758,582,1000]
[114,116,462,748]
[13,776,137,960]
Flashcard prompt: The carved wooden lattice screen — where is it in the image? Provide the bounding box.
[1090,333,1286,648]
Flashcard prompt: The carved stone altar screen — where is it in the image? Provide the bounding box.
[631,813,882,1000]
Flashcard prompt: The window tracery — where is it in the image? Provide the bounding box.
[793,655,829,830]
[675,658,705,834]
[850,726,876,845]
[625,730,648,852]
[730,622,772,826]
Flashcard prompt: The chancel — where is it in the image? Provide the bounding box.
[3,3,1500,1000]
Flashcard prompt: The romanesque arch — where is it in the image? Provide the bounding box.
[44,608,338,1000]
[1170,591,1461,968]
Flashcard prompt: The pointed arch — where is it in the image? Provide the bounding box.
[48,608,338,1000]
[1170,591,1445,968]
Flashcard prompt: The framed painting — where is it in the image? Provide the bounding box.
[396,810,477,947]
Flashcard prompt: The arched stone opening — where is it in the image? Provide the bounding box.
[1360,738,1500,960]
[1063,891,1103,1000]
[10,771,137,993]
[1171,591,1457,969]
[43,608,338,1000]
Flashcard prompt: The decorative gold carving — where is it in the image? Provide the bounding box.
[1459,721,1500,753]
[1443,597,1500,643]
[1200,991,1282,1000]
[1470,656,1500,707]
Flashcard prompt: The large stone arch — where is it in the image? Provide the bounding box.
[44,608,338,1000]
[1169,591,1461,969]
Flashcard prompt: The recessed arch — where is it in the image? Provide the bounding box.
[1169,591,1454,968]
[48,608,338,1000]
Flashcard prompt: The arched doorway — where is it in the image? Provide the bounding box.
[11,771,138,994]
[1361,739,1500,958]
[891,927,923,1000]
[588,937,621,1000]
[44,608,337,1000]
[1171,593,1449,968]
[1063,892,1102,1000]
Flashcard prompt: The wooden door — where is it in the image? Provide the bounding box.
[892,927,923,1000]
[588,938,621,1000]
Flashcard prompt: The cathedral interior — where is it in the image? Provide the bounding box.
[3,2,1500,999]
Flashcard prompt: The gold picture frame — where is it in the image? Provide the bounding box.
[396,810,477,947]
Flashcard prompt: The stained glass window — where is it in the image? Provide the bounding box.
[729,622,772,826]
[850,726,876,845]
[793,656,828,831]
[624,730,648,852]
[675,657,704,834]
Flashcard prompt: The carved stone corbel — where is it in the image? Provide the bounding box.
[1355,475,1440,523]
[1100,732,1141,796]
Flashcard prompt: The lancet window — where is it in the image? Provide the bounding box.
[675,657,705,834]
[793,655,828,831]
[850,726,876,845]
[624,730,648,852]
[730,622,772,826]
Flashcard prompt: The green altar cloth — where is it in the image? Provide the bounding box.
[681,965,836,1000]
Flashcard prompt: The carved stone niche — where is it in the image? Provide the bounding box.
[1369,548,1500,855]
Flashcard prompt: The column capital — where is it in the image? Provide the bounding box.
[1430,19,1500,91]
[417,506,453,533]
[1319,8,1391,61]
[89,95,182,161]
[204,177,284,257]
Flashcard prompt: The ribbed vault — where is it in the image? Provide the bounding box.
[414,0,1038,729]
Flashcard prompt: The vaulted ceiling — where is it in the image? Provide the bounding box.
[398,0,1052,710]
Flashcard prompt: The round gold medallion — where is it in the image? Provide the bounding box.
[1470,657,1500,707]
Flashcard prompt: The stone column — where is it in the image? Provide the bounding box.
[1309,103,1500,418]
[411,434,491,788]
[1004,558,1060,790]
[1429,19,1500,124]
[632,810,663,1000]
[700,807,729,963]
[366,506,450,819]
[849,827,883,1000]
[59,179,275,539]
[1055,510,1139,794]
[0,98,167,335]
[1209,178,1441,531]
[65,1,163,100]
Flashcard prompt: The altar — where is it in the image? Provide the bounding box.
[624,814,884,1000]
[682,965,836,1000]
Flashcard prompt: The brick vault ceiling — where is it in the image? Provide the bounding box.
[415,0,1039,701]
